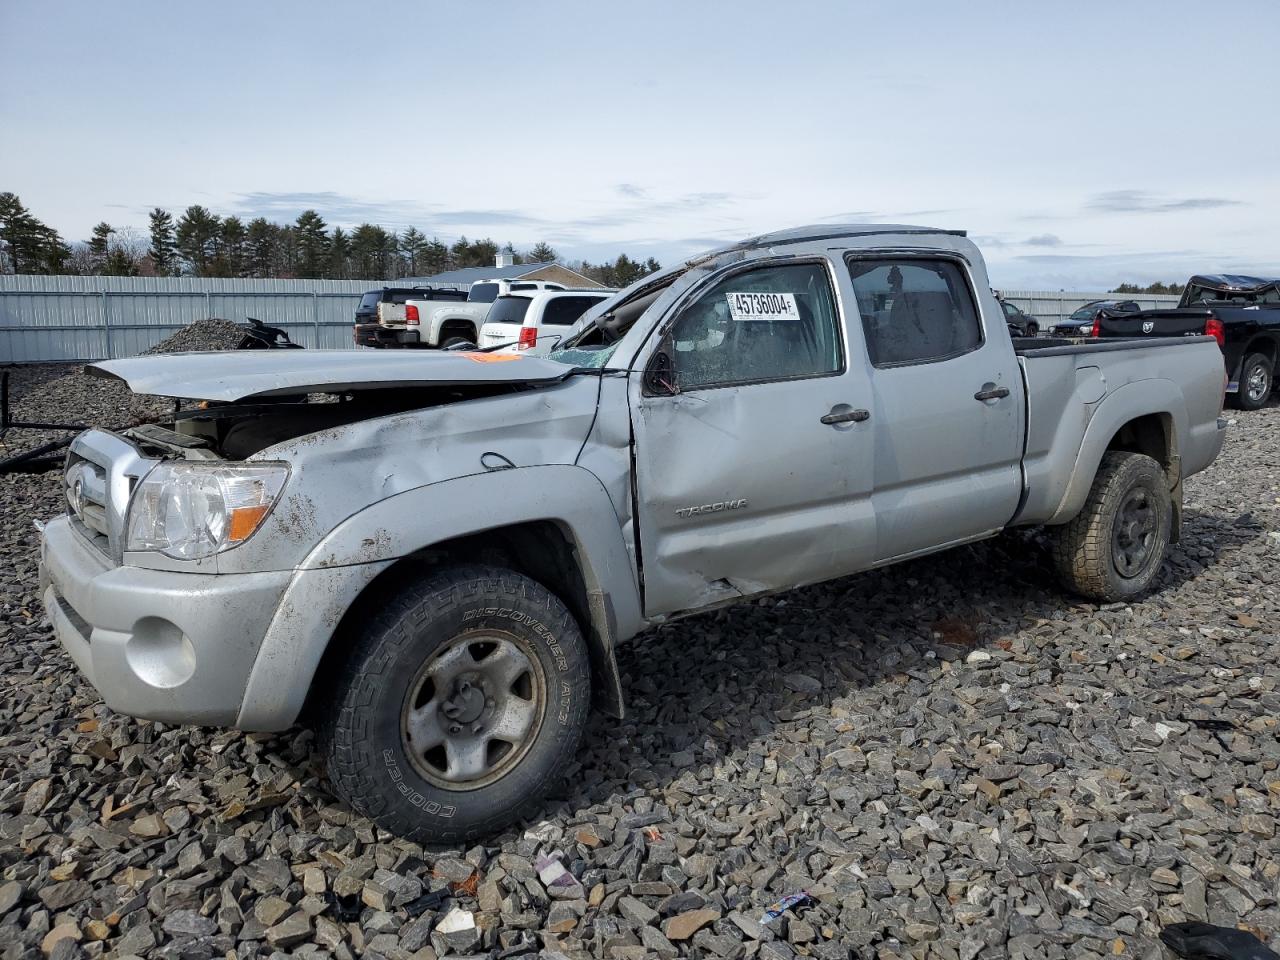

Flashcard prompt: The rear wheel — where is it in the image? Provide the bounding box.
[1231,352,1272,410]
[318,565,591,843]
[1027,321,1039,336]
[440,326,477,350]
[1050,451,1172,602]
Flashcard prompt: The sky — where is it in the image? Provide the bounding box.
[2,0,1278,289]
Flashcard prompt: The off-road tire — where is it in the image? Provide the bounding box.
[1050,451,1172,602]
[1231,352,1272,411]
[317,565,591,843]
[440,333,474,350]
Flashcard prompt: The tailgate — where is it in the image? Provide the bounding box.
[481,323,524,348]
[377,303,407,326]
[1096,308,1210,339]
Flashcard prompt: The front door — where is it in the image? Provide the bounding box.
[629,259,877,618]
[845,256,1025,562]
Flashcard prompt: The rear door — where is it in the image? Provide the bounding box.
[845,255,1024,562]
[629,258,877,617]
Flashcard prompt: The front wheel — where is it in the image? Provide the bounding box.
[1049,451,1172,602]
[1231,352,1272,410]
[318,565,591,843]
[1027,321,1039,336]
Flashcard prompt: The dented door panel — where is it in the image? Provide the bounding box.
[631,375,875,618]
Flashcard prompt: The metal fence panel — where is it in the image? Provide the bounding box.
[0,276,389,361]
[1,275,1190,362]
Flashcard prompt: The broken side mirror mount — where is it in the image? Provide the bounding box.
[644,339,680,397]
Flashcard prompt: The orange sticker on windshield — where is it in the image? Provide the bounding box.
[461,352,522,363]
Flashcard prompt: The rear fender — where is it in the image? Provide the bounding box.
[1046,379,1187,526]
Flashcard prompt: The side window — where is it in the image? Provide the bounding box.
[847,258,982,366]
[663,262,843,391]
[1001,301,1018,319]
[543,296,599,325]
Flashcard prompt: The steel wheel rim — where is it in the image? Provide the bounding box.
[1248,364,1269,402]
[1112,486,1157,579]
[401,630,546,790]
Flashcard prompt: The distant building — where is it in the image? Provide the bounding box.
[402,255,604,289]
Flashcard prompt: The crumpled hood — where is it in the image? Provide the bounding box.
[87,349,575,401]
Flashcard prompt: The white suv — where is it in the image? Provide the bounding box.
[479,289,615,355]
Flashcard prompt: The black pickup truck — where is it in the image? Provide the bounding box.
[1094,274,1280,409]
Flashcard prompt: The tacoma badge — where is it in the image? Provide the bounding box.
[676,499,748,519]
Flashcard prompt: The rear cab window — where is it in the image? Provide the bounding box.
[470,283,499,303]
[847,258,983,366]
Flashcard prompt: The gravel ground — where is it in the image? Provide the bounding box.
[1,352,1277,960]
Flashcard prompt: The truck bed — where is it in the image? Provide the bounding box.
[1010,333,1225,527]
[1009,334,1213,356]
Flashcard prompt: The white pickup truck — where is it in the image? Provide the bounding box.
[479,288,616,354]
[377,278,567,349]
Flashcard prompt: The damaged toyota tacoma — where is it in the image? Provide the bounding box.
[39,224,1229,842]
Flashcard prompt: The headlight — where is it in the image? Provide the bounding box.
[126,462,288,560]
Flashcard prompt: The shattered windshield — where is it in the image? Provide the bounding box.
[547,272,686,369]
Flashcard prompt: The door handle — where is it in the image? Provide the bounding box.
[974,386,1011,401]
[821,408,870,425]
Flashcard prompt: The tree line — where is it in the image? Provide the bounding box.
[0,191,661,288]
[1110,281,1186,295]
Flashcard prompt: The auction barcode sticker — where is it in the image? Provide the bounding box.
[726,292,799,322]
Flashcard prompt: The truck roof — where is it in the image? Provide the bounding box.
[735,222,967,250]
[1188,274,1280,292]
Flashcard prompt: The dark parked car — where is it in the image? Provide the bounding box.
[353,286,467,347]
[1094,275,1280,409]
[1048,299,1141,335]
[1000,299,1040,336]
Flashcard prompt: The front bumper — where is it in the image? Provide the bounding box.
[39,515,292,726]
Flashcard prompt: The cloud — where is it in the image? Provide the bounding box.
[1025,233,1062,247]
[1086,190,1244,214]
[233,191,429,227]
[615,183,647,199]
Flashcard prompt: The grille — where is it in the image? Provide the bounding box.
[62,430,156,561]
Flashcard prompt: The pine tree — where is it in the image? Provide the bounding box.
[175,205,222,275]
[0,192,68,274]
[104,246,138,276]
[399,227,428,275]
[422,237,448,275]
[295,210,329,278]
[528,241,557,263]
[329,227,351,279]
[351,224,395,277]
[219,216,247,277]
[246,218,276,278]
[88,222,115,274]
[148,208,177,276]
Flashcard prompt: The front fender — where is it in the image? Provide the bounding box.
[1046,379,1187,525]
[236,465,642,730]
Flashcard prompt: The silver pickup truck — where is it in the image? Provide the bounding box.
[39,224,1228,842]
